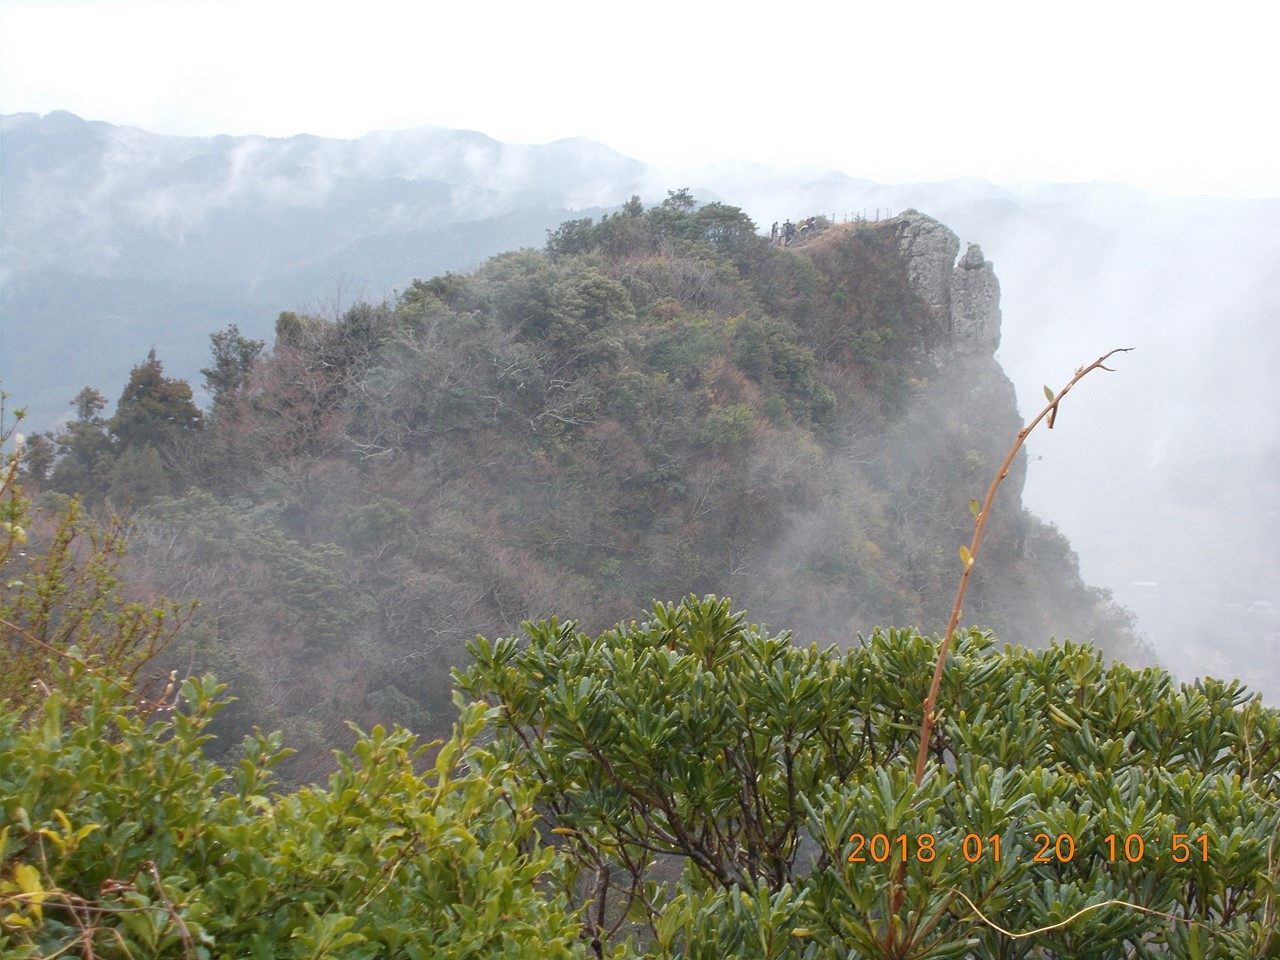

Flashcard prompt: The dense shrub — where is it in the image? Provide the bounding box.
[459,595,1280,959]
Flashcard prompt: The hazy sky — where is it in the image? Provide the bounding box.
[2,0,1276,198]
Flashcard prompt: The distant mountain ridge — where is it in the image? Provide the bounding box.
[1,111,664,424]
[2,110,653,280]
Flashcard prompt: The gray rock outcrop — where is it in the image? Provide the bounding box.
[951,242,1002,354]
[894,211,960,320]
[893,210,1001,356]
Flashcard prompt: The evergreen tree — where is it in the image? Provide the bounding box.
[110,348,203,452]
[201,324,264,417]
[105,442,172,506]
[48,387,112,494]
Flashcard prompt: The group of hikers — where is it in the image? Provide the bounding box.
[769,216,820,247]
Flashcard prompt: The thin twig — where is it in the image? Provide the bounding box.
[886,348,1131,943]
[913,347,1132,785]
[145,861,196,959]
[947,886,1215,939]
[0,615,180,714]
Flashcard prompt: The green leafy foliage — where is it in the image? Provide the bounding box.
[2,436,584,957]
[0,674,585,959]
[202,324,265,418]
[110,348,203,452]
[459,595,1280,959]
[6,397,1279,957]
[1,427,191,714]
[44,387,113,495]
[43,350,203,507]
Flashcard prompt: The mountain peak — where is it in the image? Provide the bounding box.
[890,210,1001,356]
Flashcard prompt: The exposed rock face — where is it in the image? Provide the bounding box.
[893,210,1001,356]
[894,211,959,320]
[952,242,1002,354]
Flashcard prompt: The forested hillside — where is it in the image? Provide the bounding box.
[21,193,1146,776]
[7,194,1278,960]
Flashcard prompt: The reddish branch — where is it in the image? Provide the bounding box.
[912,347,1132,785]
[884,347,1131,951]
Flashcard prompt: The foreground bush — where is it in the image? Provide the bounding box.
[5,405,1278,957]
[458,595,1280,959]
[1,429,583,959]
[0,672,583,959]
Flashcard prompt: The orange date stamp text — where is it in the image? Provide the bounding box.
[846,832,1210,864]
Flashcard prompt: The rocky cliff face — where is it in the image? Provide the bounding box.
[893,210,1001,356]
[951,242,1002,353]
[884,209,1027,565]
[767,211,1140,659]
